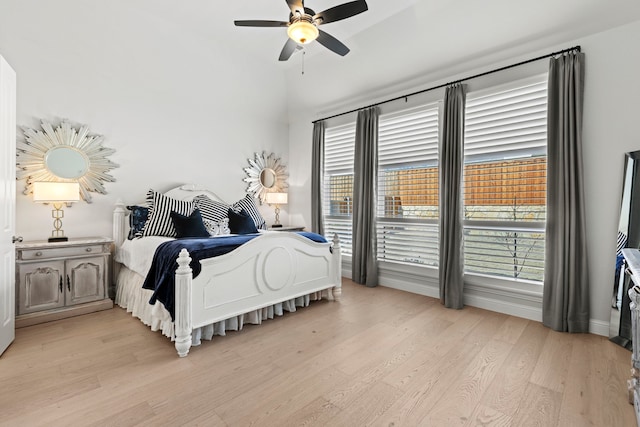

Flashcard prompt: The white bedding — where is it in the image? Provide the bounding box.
[115,230,274,277]
[114,234,324,346]
[114,236,172,277]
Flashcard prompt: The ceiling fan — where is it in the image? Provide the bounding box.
[234,0,369,61]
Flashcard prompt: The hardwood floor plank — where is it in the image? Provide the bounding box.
[529,329,573,393]
[479,320,549,418]
[420,339,513,426]
[0,280,635,426]
[464,404,512,427]
[284,397,342,427]
[510,382,561,427]
[558,334,636,427]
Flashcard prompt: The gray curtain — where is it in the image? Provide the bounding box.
[439,84,466,309]
[352,107,379,287]
[543,51,589,333]
[311,121,325,235]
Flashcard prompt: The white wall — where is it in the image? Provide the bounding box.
[288,20,640,331]
[0,0,290,242]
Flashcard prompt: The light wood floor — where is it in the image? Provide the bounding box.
[0,279,636,426]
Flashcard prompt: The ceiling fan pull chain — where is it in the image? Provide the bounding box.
[302,50,306,75]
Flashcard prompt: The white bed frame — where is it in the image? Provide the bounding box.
[112,185,342,357]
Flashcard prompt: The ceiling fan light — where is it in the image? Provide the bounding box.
[287,21,319,45]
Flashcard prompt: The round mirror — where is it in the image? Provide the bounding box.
[243,152,288,204]
[260,168,277,189]
[45,146,89,179]
[16,120,118,203]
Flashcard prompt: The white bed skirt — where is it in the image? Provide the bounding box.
[115,266,323,346]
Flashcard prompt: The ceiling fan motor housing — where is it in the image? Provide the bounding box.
[288,8,319,44]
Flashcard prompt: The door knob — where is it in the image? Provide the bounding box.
[12,236,23,244]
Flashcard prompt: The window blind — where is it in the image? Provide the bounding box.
[376,105,439,266]
[324,123,356,254]
[463,77,547,281]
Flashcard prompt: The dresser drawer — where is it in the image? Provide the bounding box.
[19,244,105,261]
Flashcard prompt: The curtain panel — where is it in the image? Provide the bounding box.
[311,121,325,235]
[352,107,379,287]
[543,51,590,333]
[439,84,467,309]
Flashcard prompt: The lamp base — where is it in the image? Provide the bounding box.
[271,224,283,228]
[48,236,69,242]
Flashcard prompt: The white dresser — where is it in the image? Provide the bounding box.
[622,248,640,427]
[15,237,113,328]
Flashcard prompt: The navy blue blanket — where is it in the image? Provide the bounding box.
[142,232,327,320]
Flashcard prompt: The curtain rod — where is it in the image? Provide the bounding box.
[312,45,581,124]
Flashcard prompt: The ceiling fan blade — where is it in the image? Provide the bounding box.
[286,0,305,16]
[317,30,350,56]
[279,38,299,61]
[314,0,368,25]
[234,20,289,27]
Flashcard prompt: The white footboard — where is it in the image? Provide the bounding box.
[174,232,341,357]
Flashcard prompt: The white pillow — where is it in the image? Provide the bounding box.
[203,218,231,237]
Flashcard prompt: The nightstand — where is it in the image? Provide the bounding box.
[15,237,113,328]
[268,226,305,232]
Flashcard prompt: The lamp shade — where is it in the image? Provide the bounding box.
[266,192,288,205]
[287,21,319,45]
[32,182,80,203]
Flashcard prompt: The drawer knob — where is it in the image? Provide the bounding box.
[35,251,42,257]
[85,247,92,252]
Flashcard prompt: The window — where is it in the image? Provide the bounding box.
[463,77,547,282]
[377,105,439,267]
[323,123,356,255]
[321,75,548,283]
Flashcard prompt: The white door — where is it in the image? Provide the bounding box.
[0,55,17,357]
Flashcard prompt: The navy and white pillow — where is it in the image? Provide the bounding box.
[203,217,230,237]
[232,194,267,230]
[193,194,229,223]
[141,190,195,237]
[126,205,149,240]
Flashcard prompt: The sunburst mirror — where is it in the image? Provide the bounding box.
[243,151,288,204]
[16,120,118,203]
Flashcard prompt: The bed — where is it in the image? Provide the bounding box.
[112,184,342,357]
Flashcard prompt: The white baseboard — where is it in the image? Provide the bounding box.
[589,319,610,337]
[345,261,612,336]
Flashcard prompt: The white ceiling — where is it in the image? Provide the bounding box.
[5,0,639,118]
[123,0,640,114]
[126,0,640,66]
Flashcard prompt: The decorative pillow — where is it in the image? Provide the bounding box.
[170,209,209,238]
[141,190,195,237]
[232,194,267,230]
[126,205,149,240]
[228,208,258,235]
[203,218,230,237]
[193,194,229,223]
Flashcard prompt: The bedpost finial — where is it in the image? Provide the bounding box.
[177,248,192,274]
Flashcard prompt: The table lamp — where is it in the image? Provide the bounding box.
[32,181,80,242]
[265,192,288,228]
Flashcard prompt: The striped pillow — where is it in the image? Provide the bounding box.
[141,190,195,237]
[232,194,267,230]
[193,194,229,223]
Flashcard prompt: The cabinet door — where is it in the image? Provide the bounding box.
[17,261,65,314]
[65,256,105,305]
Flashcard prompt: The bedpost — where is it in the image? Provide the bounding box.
[175,249,193,357]
[331,233,342,301]
[113,199,126,249]
[112,200,126,298]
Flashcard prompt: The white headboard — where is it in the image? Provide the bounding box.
[112,184,227,249]
[163,184,226,204]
